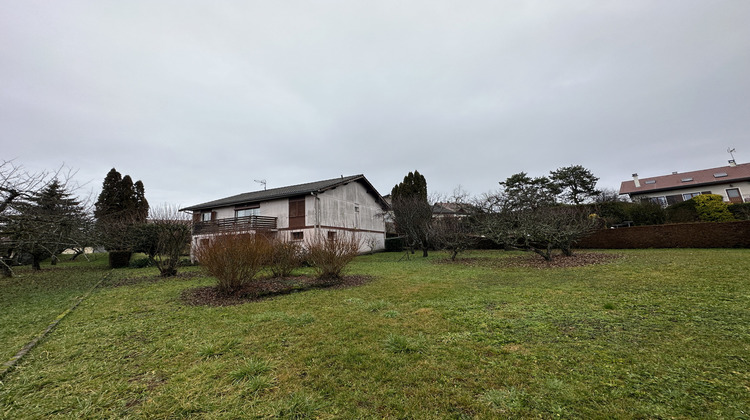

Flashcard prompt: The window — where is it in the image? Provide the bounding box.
[291,231,304,241]
[680,178,693,182]
[235,207,259,218]
[201,212,214,222]
[327,231,337,241]
[682,192,701,200]
[726,188,743,204]
[645,180,656,185]
[714,172,728,178]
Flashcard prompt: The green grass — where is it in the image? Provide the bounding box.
[1,249,749,418]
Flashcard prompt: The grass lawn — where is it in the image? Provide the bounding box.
[1,249,749,418]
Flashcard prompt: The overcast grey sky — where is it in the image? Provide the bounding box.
[2,1,749,208]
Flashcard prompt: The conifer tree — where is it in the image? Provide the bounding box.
[391,170,432,257]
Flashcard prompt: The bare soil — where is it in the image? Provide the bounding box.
[180,275,374,307]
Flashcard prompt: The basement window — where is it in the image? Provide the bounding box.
[291,232,303,241]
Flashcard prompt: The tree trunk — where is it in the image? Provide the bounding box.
[31,255,42,270]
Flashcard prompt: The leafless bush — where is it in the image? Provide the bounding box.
[194,232,272,294]
[268,237,304,278]
[306,233,360,280]
[146,205,193,277]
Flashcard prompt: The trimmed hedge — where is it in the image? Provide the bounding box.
[577,220,750,249]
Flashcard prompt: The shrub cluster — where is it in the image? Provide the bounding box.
[268,238,304,278]
[195,232,361,294]
[305,234,361,280]
[194,233,272,295]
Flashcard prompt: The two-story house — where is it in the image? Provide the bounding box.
[181,175,389,256]
[619,161,750,206]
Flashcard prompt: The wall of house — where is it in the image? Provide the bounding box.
[190,181,386,254]
[632,181,750,204]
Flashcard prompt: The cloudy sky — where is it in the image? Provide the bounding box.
[2,1,749,208]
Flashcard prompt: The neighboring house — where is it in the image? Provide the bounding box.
[180,175,389,255]
[431,202,474,218]
[619,161,750,206]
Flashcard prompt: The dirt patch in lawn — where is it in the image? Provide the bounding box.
[180,275,374,307]
[440,252,623,269]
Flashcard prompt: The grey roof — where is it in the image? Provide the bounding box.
[181,175,388,211]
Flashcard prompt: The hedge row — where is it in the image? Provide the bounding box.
[577,220,750,249]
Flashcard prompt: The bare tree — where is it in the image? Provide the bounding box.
[474,191,597,261]
[135,205,192,277]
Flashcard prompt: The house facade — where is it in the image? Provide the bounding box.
[619,161,750,206]
[181,175,389,255]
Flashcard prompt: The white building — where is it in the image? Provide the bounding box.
[181,175,389,255]
[619,161,750,206]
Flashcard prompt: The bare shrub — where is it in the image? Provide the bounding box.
[306,233,360,280]
[268,238,304,278]
[194,232,272,294]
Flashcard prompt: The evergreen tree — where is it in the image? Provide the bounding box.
[549,165,600,205]
[391,170,432,257]
[6,179,90,269]
[94,168,149,266]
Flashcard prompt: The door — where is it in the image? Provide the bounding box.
[726,188,743,204]
[289,197,306,228]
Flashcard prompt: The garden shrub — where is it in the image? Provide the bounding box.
[194,232,273,295]
[666,199,699,223]
[593,201,630,227]
[108,250,133,268]
[728,202,750,220]
[693,194,735,222]
[627,201,665,226]
[268,238,304,277]
[306,233,360,279]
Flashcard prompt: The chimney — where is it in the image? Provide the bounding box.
[632,173,640,188]
[729,160,737,167]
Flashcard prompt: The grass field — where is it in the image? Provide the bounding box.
[1,249,749,418]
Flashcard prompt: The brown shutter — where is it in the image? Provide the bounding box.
[289,197,305,228]
[211,211,217,221]
[192,212,200,223]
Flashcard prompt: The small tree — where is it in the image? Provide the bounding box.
[194,232,272,295]
[431,216,476,261]
[144,205,193,277]
[549,165,600,205]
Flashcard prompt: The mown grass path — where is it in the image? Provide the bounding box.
[1,249,748,418]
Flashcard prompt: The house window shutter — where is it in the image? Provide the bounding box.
[289,197,305,229]
[211,211,217,221]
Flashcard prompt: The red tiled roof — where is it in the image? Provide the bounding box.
[619,162,750,195]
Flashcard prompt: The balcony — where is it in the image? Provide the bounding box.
[193,215,278,235]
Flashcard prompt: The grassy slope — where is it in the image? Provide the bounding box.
[1,249,749,418]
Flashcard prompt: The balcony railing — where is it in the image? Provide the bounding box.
[193,215,278,235]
